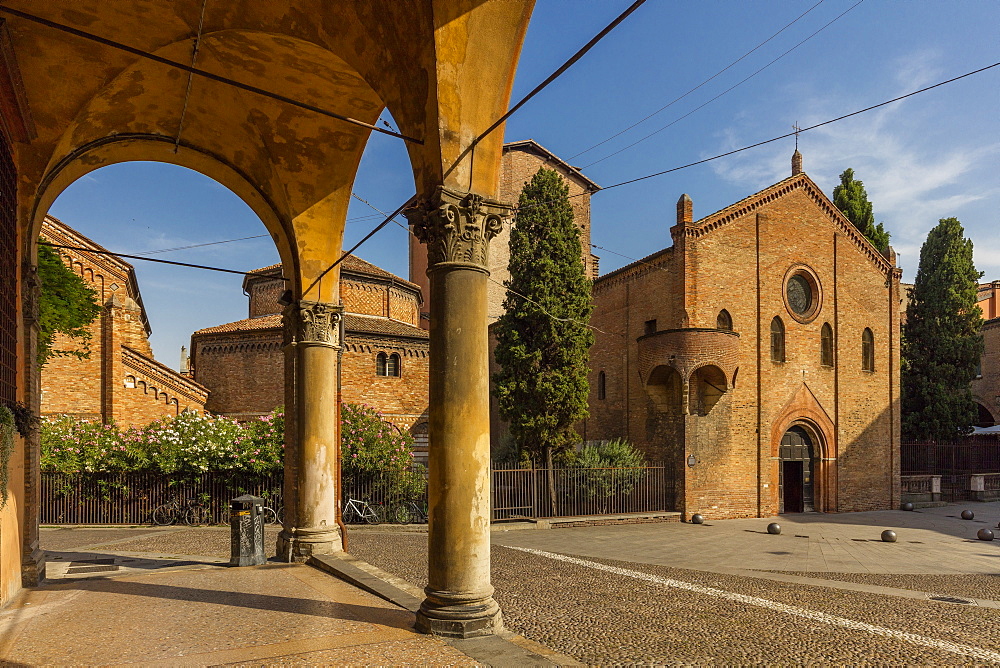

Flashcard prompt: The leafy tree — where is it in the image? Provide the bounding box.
[902,218,983,440]
[37,242,102,366]
[493,167,594,467]
[833,168,890,254]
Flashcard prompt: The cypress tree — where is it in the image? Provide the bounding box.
[493,167,594,463]
[833,168,890,254]
[902,217,983,440]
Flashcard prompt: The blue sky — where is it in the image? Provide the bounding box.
[49,0,1000,369]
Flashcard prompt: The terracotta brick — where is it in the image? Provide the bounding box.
[584,168,901,519]
[40,217,209,426]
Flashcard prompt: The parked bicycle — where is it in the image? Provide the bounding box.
[151,496,211,526]
[343,497,380,524]
[261,505,283,525]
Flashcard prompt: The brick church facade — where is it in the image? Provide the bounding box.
[584,152,902,519]
[39,216,208,425]
[190,258,431,460]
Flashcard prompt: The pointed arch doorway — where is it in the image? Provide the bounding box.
[779,425,815,513]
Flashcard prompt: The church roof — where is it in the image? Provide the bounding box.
[596,171,895,287]
[503,139,601,192]
[677,172,894,274]
[244,254,420,291]
[192,313,282,335]
[192,312,428,340]
[41,215,152,335]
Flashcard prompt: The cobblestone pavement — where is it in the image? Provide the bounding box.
[345,523,1000,665]
[37,506,1000,665]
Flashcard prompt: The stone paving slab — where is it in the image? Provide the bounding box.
[0,562,479,667]
[491,503,1000,575]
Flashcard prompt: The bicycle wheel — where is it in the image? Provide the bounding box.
[342,504,359,524]
[387,504,412,525]
[261,507,278,525]
[152,504,176,526]
[364,505,381,525]
[183,505,210,526]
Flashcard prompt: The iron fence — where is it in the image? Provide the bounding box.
[41,471,283,525]
[41,462,675,525]
[901,439,1000,502]
[491,463,674,520]
[901,439,1000,476]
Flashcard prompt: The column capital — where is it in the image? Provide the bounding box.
[283,300,343,348]
[405,186,512,271]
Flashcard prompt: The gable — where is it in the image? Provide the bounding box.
[676,174,893,276]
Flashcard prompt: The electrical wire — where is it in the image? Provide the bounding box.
[350,193,614,336]
[443,0,648,185]
[39,242,253,276]
[568,0,827,161]
[515,59,1000,213]
[580,0,865,169]
[0,5,421,144]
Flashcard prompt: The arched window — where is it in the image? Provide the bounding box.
[820,323,834,367]
[862,328,875,372]
[597,371,606,400]
[716,309,733,331]
[770,317,785,363]
[377,352,401,377]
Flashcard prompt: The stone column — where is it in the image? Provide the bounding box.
[276,300,343,561]
[406,186,510,638]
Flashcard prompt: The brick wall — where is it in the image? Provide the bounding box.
[191,330,284,416]
[40,217,208,426]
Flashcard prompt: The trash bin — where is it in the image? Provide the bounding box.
[230,494,266,566]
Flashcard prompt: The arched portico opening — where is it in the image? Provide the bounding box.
[4,0,534,637]
[645,364,683,413]
[689,364,726,416]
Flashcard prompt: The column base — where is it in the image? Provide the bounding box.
[22,546,46,587]
[415,589,503,638]
[275,526,342,562]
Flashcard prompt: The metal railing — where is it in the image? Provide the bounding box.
[41,471,283,525]
[41,462,675,525]
[491,463,674,521]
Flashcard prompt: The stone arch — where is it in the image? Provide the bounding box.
[688,364,727,416]
[30,135,294,283]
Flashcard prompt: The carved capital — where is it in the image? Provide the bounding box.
[404,186,511,270]
[283,301,342,347]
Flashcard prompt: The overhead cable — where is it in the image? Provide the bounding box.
[39,242,253,276]
[568,0,828,161]
[580,0,865,169]
[446,0,648,184]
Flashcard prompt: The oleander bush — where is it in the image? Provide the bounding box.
[41,408,285,474]
[40,402,424,500]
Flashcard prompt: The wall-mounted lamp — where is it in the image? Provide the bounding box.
[277,289,294,307]
[687,454,697,468]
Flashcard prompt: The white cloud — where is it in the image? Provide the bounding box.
[709,50,1000,279]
